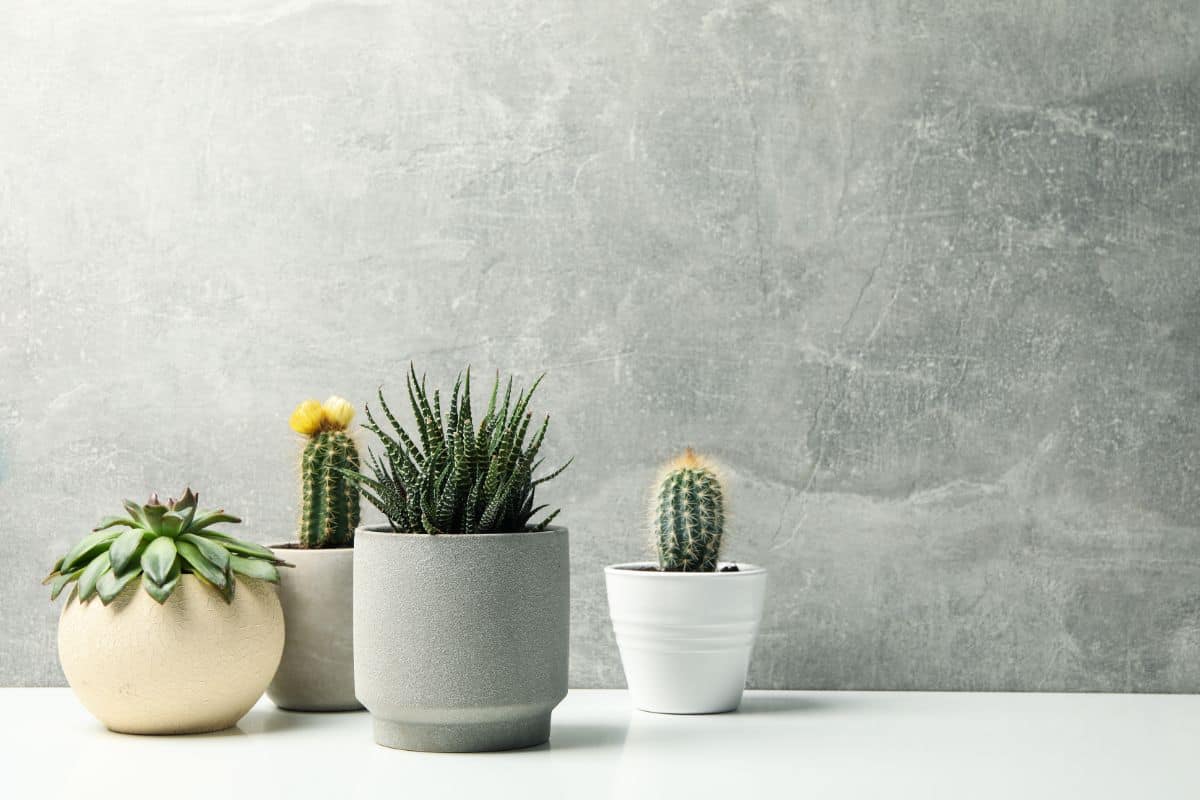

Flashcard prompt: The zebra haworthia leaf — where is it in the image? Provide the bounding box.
[347,365,569,535]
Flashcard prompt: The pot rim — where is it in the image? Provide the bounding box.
[355,524,568,540]
[65,572,277,608]
[605,561,766,577]
[267,542,355,551]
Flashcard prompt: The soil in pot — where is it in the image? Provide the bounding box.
[617,564,742,573]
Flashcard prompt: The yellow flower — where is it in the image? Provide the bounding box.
[321,395,355,430]
[289,399,325,436]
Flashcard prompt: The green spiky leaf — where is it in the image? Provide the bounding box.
[201,532,277,560]
[177,539,226,588]
[140,502,167,534]
[108,528,147,575]
[92,516,138,532]
[60,530,120,573]
[190,510,241,531]
[159,511,187,538]
[140,536,178,585]
[97,567,141,605]
[179,533,230,572]
[77,552,111,602]
[229,555,280,583]
[142,560,181,604]
[49,569,84,601]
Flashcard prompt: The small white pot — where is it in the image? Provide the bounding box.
[58,576,284,734]
[605,562,767,714]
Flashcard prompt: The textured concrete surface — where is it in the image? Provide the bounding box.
[2,0,1199,690]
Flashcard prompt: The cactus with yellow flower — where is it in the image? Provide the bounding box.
[289,396,361,548]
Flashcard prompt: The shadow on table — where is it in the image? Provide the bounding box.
[237,706,364,735]
[532,721,630,752]
[736,694,847,715]
[390,721,632,755]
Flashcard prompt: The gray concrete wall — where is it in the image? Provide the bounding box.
[2,0,1199,690]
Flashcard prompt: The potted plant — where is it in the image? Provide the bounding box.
[605,450,767,713]
[44,489,290,734]
[345,365,572,752]
[266,396,364,711]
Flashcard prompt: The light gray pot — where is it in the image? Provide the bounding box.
[353,525,569,752]
[267,545,362,711]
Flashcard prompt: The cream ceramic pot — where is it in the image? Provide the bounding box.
[58,575,284,734]
[605,562,767,714]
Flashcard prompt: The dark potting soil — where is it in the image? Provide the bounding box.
[617,564,741,573]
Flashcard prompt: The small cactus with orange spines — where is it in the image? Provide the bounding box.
[652,449,725,572]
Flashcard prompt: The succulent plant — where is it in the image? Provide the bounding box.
[289,396,361,548]
[652,449,725,572]
[44,489,290,605]
[345,364,571,534]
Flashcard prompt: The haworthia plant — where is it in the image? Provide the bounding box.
[652,449,725,572]
[289,396,361,548]
[343,364,571,534]
[43,489,290,604]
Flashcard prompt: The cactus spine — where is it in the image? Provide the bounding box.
[290,396,361,548]
[652,449,724,572]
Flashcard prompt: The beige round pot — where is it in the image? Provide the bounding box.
[266,545,361,711]
[57,575,284,735]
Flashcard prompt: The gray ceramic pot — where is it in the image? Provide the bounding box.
[267,545,362,711]
[353,525,569,752]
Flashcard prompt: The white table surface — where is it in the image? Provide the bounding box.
[4,688,1197,798]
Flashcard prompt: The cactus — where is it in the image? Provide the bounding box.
[290,396,361,548]
[652,449,725,572]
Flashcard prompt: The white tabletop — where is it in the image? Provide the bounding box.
[4,688,1197,798]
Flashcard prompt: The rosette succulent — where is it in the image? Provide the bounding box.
[44,489,289,605]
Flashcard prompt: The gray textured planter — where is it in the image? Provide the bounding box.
[354,525,569,752]
[267,545,362,711]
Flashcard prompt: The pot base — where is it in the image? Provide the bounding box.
[634,697,741,715]
[106,717,242,736]
[371,713,551,752]
[272,699,364,713]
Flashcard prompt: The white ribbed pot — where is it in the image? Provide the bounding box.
[266,545,361,711]
[58,576,284,734]
[354,525,569,752]
[605,562,767,714]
